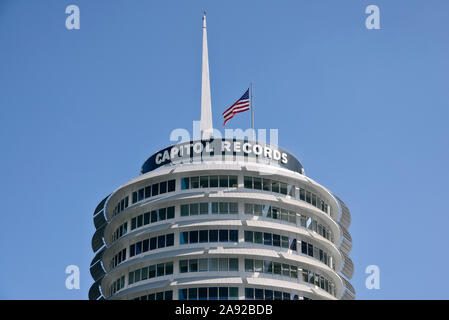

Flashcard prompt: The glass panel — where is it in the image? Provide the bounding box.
[219,258,228,271]
[219,202,228,214]
[219,175,228,188]
[181,177,190,190]
[211,202,219,214]
[244,231,253,242]
[209,258,218,271]
[189,230,198,243]
[159,208,166,221]
[152,184,159,196]
[179,260,188,273]
[245,259,254,272]
[199,288,207,300]
[210,176,218,187]
[191,177,199,189]
[209,230,218,242]
[229,176,238,188]
[199,230,208,243]
[254,232,263,244]
[229,230,238,242]
[253,177,262,190]
[167,179,176,192]
[219,229,228,242]
[280,183,287,195]
[189,259,198,272]
[160,181,167,194]
[244,203,253,215]
[151,210,157,223]
[167,206,175,219]
[199,259,208,272]
[200,203,209,215]
[254,259,263,272]
[190,203,199,215]
[229,202,238,214]
[244,176,252,189]
[180,232,188,244]
[262,178,271,191]
[181,204,189,216]
[229,258,238,271]
[264,233,272,246]
[200,176,209,188]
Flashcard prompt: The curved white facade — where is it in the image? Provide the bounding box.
[89,140,355,300]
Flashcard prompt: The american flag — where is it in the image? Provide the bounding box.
[222,89,250,127]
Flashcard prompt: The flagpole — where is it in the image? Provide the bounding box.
[250,82,254,141]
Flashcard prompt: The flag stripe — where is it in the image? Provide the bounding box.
[222,88,250,127]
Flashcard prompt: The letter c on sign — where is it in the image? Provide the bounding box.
[155,153,163,164]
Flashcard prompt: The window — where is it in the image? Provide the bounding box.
[245,288,254,300]
[254,232,263,244]
[253,177,262,190]
[219,175,228,188]
[167,206,175,219]
[210,176,218,187]
[145,186,151,198]
[229,176,238,188]
[158,235,166,248]
[244,231,253,242]
[200,176,209,188]
[181,177,189,190]
[160,181,167,194]
[166,233,174,246]
[189,259,198,272]
[138,188,144,201]
[245,259,254,272]
[219,287,228,300]
[209,258,218,271]
[199,230,208,243]
[191,177,199,188]
[199,259,208,272]
[190,203,199,215]
[189,231,199,243]
[152,184,159,196]
[167,179,175,192]
[209,230,218,242]
[244,203,253,215]
[200,203,208,215]
[219,230,228,242]
[219,258,228,271]
[264,233,272,246]
[229,258,238,271]
[244,176,252,189]
[180,260,188,273]
[273,234,280,247]
[280,183,287,195]
[181,204,189,217]
[159,208,166,221]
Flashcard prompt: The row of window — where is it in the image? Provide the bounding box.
[299,215,332,241]
[300,241,330,266]
[131,179,176,204]
[244,230,297,250]
[110,248,127,269]
[181,202,238,216]
[244,230,332,268]
[245,288,306,300]
[129,233,174,257]
[244,203,296,223]
[181,175,238,190]
[244,259,335,296]
[111,222,128,242]
[179,258,239,273]
[128,262,174,286]
[302,269,335,296]
[113,196,129,216]
[180,229,239,244]
[109,276,125,296]
[243,176,329,214]
[244,203,332,241]
[130,206,175,231]
[133,291,173,300]
[179,287,239,300]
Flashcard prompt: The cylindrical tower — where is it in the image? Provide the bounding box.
[89,139,355,300]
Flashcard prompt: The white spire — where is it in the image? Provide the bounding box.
[200,11,213,140]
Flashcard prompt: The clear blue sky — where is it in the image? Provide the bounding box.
[1,0,448,299]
